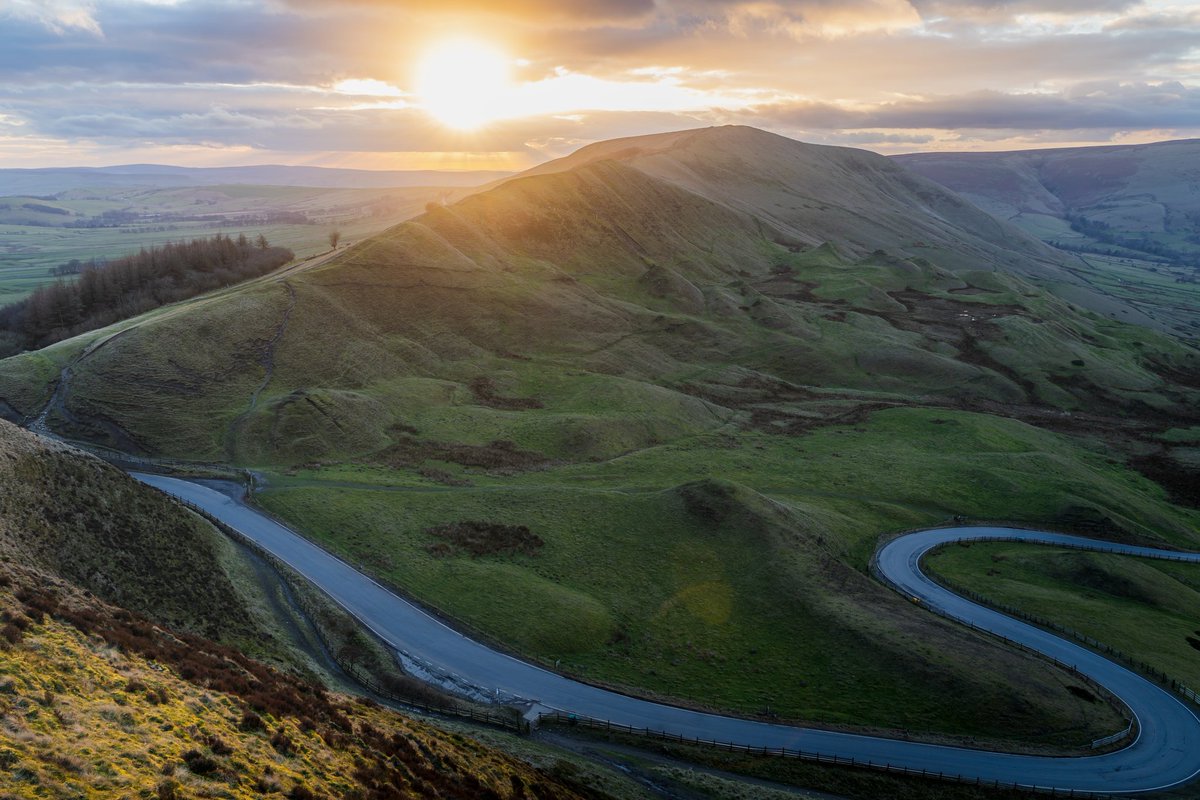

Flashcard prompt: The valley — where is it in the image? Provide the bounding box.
[896,140,1200,339]
[3,125,1200,798]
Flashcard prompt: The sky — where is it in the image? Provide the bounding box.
[1,0,1199,170]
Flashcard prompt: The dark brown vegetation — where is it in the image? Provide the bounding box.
[0,233,292,355]
[10,577,354,737]
[469,376,544,410]
[1130,453,1200,509]
[376,436,548,472]
[425,521,544,558]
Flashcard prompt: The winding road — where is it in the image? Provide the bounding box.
[133,473,1200,795]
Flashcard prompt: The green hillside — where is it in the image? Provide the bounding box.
[1,126,1197,747]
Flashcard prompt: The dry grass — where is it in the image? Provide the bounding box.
[0,562,591,800]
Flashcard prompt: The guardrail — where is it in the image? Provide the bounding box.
[1089,724,1132,750]
[541,711,1116,799]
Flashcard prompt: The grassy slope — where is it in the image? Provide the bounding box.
[0,420,372,687]
[1,128,1198,747]
[6,166,1195,459]
[927,542,1200,691]
[0,421,277,652]
[0,423,665,800]
[0,567,592,800]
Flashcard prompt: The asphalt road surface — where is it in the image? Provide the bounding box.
[133,472,1200,794]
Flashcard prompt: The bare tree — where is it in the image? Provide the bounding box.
[328,228,342,249]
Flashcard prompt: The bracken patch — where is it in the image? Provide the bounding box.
[424,520,544,558]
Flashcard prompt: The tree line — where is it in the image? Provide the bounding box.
[0,234,293,356]
[1065,214,1200,267]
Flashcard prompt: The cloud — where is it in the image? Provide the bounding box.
[912,0,1139,20]
[658,0,923,38]
[281,0,655,25]
[748,81,1200,131]
[2,0,101,35]
[1,0,1198,167]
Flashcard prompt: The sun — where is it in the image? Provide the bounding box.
[416,38,513,130]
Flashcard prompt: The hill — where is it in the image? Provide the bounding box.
[895,139,1200,337]
[0,421,636,799]
[0,420,296,658]
[1,125,1198,748]
[513,126,1164,329]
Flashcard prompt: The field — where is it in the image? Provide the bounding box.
[1061,253,1200,338]
[927,542,1200,691]
[0,184,456,303]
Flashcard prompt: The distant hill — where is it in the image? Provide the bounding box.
[894,139,1200,259]
[0,164,512,194]
[3,125,1196,457]
[512,126,1175,330]
[895,140,1200,336]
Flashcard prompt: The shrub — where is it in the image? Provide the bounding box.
[423,521,544,558]
[235,714,261,734]
[1,624,22,646]
[205,734,233,755]
[270,728,295,756]
[287,785,315,800]
[182,748,218,775]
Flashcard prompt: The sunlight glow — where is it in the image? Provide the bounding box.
[413,37,786,132]
[416,38,513,130]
